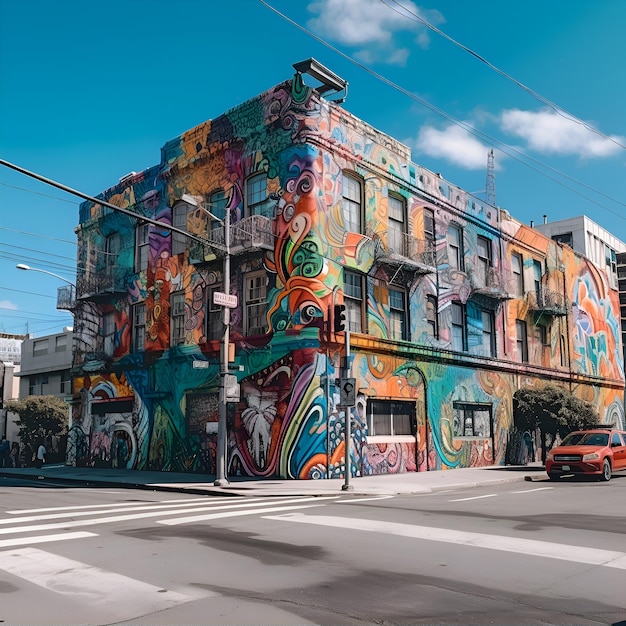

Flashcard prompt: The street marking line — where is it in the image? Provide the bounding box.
[449,494,498,502]
[158,503,321,525]
[264,513,626,570]
[0,496,337,535]
[337,496,395,503]
[0,532,97,549]
[0,548,194,621]
[6,496,236,514]
[510,487,554,493]
[1,496,277,524]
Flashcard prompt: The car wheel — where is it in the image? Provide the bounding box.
[600,459,612,482]
[548,473,559,481]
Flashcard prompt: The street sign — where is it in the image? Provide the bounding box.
[213,291,238,308]
[339,377,356,407]
[225,374,240,402]
[192,359,209,369]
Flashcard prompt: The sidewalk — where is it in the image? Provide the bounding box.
[0,463,549,497]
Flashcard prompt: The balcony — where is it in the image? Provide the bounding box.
[56,284,76,311]
[200,215,275,258]
[369,229,436,275]
[76,270,128,301]
[468,265,514,304]
[526,288,568,316]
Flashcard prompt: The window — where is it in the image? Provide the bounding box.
[55,335,67,352]
[33,339,48,356]
[342,174,362,233]
[105,232,120,273]
[103,311,115,357]
[246,172,267,216]
[171,292,186,345]
[611,432,622,447]
[476,236,492,286]
[516,319,528,362]
[535,323,548,346]
[133,303,146,352]
[560,334,567,367]
[60,370,71,394]
[447,224,464,271]
[206,286,222,341]
[511,253,524,296]
[172,203,188,255]
[344,270,364,333]
[426,295,438,338]
[423,208,435,247]
[389,287,407,341]
[453,402,492,438]
[532,259,543,301]
[209,189,228,230]
[367,399,414,437]
[388,194,405,256]
[29,373,48,396]
[245,271,268,335]
[482,310,496,356]
[135,223,150,272]
[451,301,466,351]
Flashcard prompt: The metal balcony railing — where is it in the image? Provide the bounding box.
[526,288,568,316]
[468,265,514,300]
[369,229,436,273]
[207,215,275,255]
[56,285,76,311]
[76,270,127,300]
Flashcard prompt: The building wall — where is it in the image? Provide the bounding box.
[67,75,625,477]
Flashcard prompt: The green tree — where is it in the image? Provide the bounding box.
[5,395,68,446]
[513,385,599,462]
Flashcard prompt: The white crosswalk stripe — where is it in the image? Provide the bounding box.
[0,495,339,550]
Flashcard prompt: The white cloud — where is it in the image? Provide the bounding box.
[0,300,18,310]
[500,108,624,158]
[412,124,492,169]
[307,0,443,64]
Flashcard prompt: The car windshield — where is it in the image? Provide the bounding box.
[561,432,609,447]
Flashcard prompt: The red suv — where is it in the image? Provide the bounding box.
[545,428,626,481]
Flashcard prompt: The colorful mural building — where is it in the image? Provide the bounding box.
[63,61,625,479]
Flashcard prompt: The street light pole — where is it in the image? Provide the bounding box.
[16,263,76,287]
[181,195,230,486]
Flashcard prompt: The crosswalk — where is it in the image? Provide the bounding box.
[0,494,341,549]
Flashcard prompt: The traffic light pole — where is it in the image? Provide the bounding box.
[341,329,353,491]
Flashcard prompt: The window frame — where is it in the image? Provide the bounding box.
[244,270,268,336]
[481,309,496,357]
[516,319,528,362]
[105,232,120,273]
[451,301,466,351]
[387,193,406,256]
[135,223,150,272]
[511,252,524,296]
[245,172,268,217]
[476,235,492,286]
[453,402,492,439]
[171,202,188,256]
[447,224,464,271]
[423,208,435,247]
[426,294,438,339]
[103,311,115,357]
[170,291,186,346]
[206,285,223,341]
[344,269,364,333]
[366,399,415,438]
[60,370,71,395]
[342,173,363,234]
[389,286,407,341]
[133,302,146,353]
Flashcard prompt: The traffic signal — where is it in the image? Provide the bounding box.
[334,304,346,332]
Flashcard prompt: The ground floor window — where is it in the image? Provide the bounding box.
[453,402,492,438]
[367,399,415,436]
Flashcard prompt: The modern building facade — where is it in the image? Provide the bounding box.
[61,63,625,477]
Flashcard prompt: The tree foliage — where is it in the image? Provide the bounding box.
[513,385,599,461]
[5,395,68,445]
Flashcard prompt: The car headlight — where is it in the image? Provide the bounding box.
[546,453,554,461]
[582,452,600,461]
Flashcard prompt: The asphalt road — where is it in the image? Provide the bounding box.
[0,474,625,625]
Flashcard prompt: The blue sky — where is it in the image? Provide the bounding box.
[1,0,625,337]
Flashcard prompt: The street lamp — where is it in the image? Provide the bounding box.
[16,263,76,287]
[181,194,231,487]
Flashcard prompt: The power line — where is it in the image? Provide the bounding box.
[0,181,80,205]
[0,226,77,246]
[381,0,626,150]
[259,0,626,222]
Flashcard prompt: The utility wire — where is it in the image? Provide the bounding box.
[0,181,80,205]
[381,0,626,150]
[259,0,626,221]
[0,226,77,246]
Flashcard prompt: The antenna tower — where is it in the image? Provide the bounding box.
[486,149,496,206]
